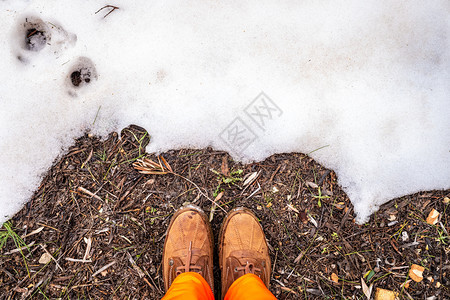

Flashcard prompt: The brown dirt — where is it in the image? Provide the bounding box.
[0,125,449,299]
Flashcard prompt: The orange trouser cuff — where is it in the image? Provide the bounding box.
[162,272,276,300]
[162,272,214,300]
[224,273,277,300]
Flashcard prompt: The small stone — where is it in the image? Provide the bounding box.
[409,264,424,282]
[38,252,52,264]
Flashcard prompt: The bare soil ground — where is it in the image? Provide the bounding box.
[0,126,449,299]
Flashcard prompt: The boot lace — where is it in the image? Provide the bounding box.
[175,241,202,275]
[235,261,261,275]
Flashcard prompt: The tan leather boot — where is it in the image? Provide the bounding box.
[219,207,271,298]
[162,205,214,293]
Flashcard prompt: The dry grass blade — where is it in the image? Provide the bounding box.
[133,157,170,175]
[159,156,173,173]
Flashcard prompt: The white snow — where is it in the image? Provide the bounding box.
[0,0,449,224]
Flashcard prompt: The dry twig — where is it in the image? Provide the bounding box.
[95,5,119,19]
[133,157,226,212]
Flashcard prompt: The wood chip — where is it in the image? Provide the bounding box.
[374,288,397,300]
[443,197,450,204]
[65,257,92,263]
[426,209,440,225]
[409,264,424,282]
[92,261,116,277]
[83,236,92,261]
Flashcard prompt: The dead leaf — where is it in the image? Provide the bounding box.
[39,252,53,264]
[215,191,224,201]
[332,202,345,210]
[331,273,339,283]
[360,278,373,299]
[409,264,424,282]
[21,226,44,239]
[144,178,155,185]
[13,287,28,293]
[305,181,318,189]
[293,251,305,264]
[209,191,224,222]
[298,210,308,224]
[221,156,229,176]
[374,288,397,300]
[287,203,299,214]
[426,209,440,225]
[280,286,297,295]
[443,197,450,204]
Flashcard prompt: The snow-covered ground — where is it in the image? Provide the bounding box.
[0,0,449,224]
